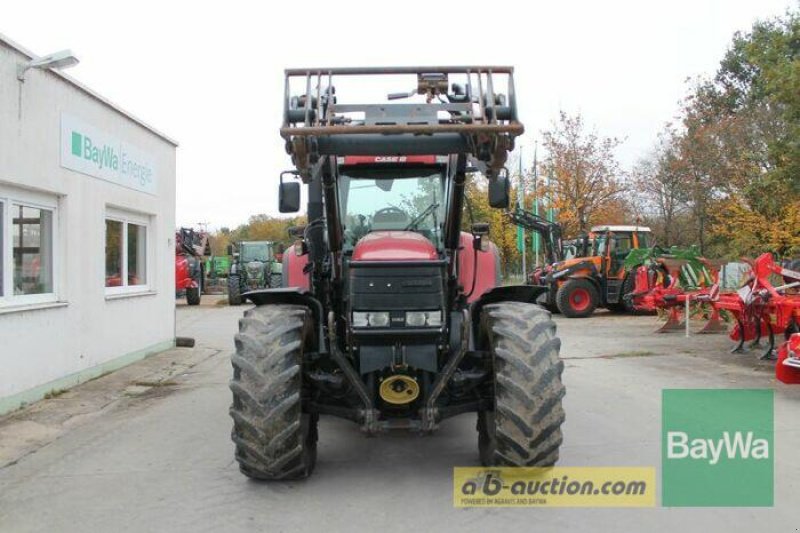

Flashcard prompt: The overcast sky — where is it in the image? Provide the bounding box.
[3,0,796,229]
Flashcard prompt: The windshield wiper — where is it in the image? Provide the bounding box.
[404,203,440,231]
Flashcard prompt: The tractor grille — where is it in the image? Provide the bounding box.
[349,261,445,311]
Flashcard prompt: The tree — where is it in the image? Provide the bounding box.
[540,111,628,237]
[668,10,800,257]
[631,128,691,247]
[208,215,306,256]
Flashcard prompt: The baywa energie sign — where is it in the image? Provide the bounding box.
[60,113,157,195]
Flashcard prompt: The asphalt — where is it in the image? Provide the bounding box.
[0,298,798,532]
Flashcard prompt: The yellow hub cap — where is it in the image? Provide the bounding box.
[379,375,420,405]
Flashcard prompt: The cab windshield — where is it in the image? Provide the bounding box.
[594,235,608,256]
[241,243,271,262]
[338,167,445,249]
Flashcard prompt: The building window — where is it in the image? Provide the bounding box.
[127,222,147,285]
[105,219,123,287]
[13,205,54,295]
[0,188,59,306]
[0,201,3,297]
[105,209,150,293]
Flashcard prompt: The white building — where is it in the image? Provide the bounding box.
[0,34,178,414]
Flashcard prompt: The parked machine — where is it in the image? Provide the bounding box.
[530,225,652,317]
[175,227,209,306]
[227,241,283,305]
[628,252,800,383]
[227,67,566,480]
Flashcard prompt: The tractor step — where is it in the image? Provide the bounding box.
[379,418,422,431]
[606,279,623,304]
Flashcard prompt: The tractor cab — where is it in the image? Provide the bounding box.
[591,225,652,280]
[337,156,448,254]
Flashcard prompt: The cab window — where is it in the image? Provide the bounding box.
[614,235,633,253]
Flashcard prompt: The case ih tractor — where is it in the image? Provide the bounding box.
[175,227,209,305]
[227,241,283,305]
[228,67,566,480]
[530,225,652,318]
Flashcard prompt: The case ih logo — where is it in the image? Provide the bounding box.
[343,156,437,164]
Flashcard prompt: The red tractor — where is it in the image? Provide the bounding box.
[228,67,566,479]
[175,227,209,306]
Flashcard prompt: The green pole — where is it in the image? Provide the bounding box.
[516,147,526,278]
[532,142,540,266]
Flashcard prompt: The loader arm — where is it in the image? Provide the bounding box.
[506,208,564,264]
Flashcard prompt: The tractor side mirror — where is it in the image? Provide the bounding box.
[287,225,306,238]
[279,170,301,213]
[226,244,233,256]
[471,222,490,236]
[471,222,490,252]
[488,174,510,209]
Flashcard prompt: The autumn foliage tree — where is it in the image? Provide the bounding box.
[208,214,306,257]
[635,10,800,258]
[539,111,628,237]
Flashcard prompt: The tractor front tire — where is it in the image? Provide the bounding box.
[556,278,598,318]
[478,302,566,467]
[536,285,560,314]
[229,304,318,480]
[186,287,201,306]
[228,275,242,306]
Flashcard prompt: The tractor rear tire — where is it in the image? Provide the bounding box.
[556,278,598,318]
[229,304,318,480]
[478,302,566,467]
[186,287,201,306]
[186,263,202,305]
[228,275,242,306]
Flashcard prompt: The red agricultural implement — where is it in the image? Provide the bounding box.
[629,253,800,383]
[175,227,209,306]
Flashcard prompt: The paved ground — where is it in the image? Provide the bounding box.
[1,297,798,532]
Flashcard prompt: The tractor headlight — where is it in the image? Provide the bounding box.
[352,312,369,327]
[352,311,390,327]
[368,312,390,327]
[405,311,442,327]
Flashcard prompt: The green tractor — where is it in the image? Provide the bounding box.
[227,241,283,305]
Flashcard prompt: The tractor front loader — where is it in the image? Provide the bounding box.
[228,67,566,480]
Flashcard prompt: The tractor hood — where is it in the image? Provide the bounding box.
[352,231,437,261]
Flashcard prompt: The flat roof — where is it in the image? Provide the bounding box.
[591,225,652,232]
[0,32,178,147]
